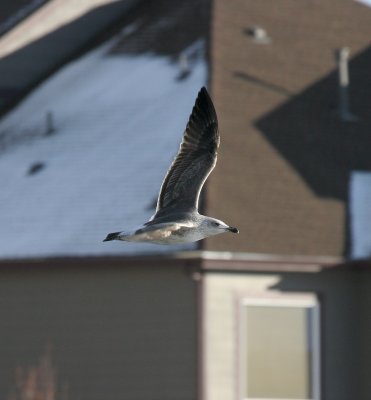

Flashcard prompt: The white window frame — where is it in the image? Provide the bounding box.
[238,293,321,400]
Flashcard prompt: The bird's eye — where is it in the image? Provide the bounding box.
[213,222,220,227]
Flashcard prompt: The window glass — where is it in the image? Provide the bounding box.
[242,298,319,400]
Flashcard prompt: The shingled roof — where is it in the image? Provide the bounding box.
[0,0,142,114]
[204,0,371,257]
[0,0,209,259]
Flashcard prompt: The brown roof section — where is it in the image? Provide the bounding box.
[204,0,371,256]
[110,0,210,58]
[0,0,212,114]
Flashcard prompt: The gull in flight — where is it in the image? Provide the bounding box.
[104,87,238,244]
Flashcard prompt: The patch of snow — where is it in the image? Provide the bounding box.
[0,38,207,259]
[0,0,121,58]
[355,0,371,7]
[350,171,371,259]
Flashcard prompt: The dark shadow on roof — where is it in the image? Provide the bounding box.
[109,0,209,62]
[234,71,294,98]
[255,46,371,203]
[0,0,141,114]
[0,0,50,37]
[255,46,371,256]
[0,0,210,115]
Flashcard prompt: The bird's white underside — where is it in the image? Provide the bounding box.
[118,221,205,244]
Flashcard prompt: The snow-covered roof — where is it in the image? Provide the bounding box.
[350,171,371,259]
[0,37,206,259]
[0,0,121,58]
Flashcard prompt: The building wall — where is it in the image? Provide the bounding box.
[202,272,280,400]
[359,270,371,399]
[205,0,371,255]
[202,269,367,400]
[0,262,197,400]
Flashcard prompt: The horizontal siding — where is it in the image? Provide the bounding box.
[203,273,280,400]
[359,272,371,399]
[0,263,196,400]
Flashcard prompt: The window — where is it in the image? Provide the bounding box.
[239,294,320,400]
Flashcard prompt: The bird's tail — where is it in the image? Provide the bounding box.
[103,232,121,242]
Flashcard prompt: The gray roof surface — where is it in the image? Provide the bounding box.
[0,34,207,258]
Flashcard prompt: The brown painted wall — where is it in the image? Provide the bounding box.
[358,271,371,399]
[0,263,197,400]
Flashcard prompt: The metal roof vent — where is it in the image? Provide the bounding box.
[176,53,191,81]
[175,41,204,81]
[27,161,45,176]
[45,110,55,136]
[335,47,358,122]
[246,26,271,44]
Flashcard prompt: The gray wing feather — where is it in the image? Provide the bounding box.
[154,87,219,218]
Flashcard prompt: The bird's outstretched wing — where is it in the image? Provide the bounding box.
[153,87,219,218]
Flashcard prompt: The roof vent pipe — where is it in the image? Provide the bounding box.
[45,110,55,135]
[335,47,357,121]
[176,53,191,81]
[246,26,271,44]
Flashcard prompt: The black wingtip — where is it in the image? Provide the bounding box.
[195,86,217,123]
[199,86,210,98]
[103,232,120,242]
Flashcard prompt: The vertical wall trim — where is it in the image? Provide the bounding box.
[196,272,206,400]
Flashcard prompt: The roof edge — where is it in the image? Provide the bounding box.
[198,251,344,272]
[1,250,370,273]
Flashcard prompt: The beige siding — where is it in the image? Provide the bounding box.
[0,264,197,400]
[202,273,280,400]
